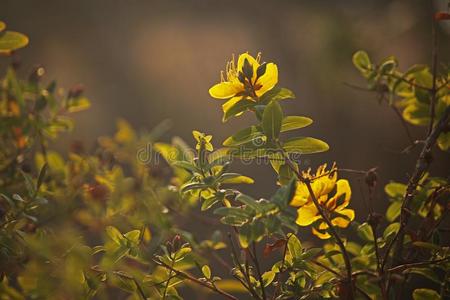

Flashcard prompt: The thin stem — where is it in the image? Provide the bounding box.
[388,73,432,92]
[313,260,371,300]
[428,17,439,135]
[134,279,147,300]
[153,259,239,300]
[111,271,147,300]
[390,105,450,267]
[227,233,262,300]
[251,242,267,300]
[162,258,175,299]
[369,221,388,300]
[391,105,415,145]
[271,237,289,300]
[387,257,450,273]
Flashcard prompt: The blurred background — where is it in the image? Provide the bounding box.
[2,0,450,219]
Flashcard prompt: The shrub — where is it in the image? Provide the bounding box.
[0,13,449,299]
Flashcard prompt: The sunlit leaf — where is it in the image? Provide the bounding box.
[283,137,329,154]
[262,100,283,140]
[412,288,440,300]
[0,31,29,55]
[223,126,264,147]
[357,223,374,242]
[259,87,295,104]
[281,116,313,132]
[201,265,211,279]
[352,50,372,75]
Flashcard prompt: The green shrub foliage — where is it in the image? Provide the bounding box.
[0,14,449,300]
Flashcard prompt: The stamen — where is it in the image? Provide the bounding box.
[256,52,262,63]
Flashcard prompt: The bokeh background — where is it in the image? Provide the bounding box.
[2,0,450,225]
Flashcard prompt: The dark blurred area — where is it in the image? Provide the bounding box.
[2,0,449,225]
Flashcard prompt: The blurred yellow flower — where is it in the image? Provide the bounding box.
[290,163,354,239]
[193,130,213,151]
[209,52,278,113]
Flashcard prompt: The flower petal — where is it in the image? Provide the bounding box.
[312,223,331,239]
[295,204,320,226]
[255,63,278,96]
[237,53,259,82]
[333,179,352,211]
[331,209,355,228]
[222,96,242,113]
[209,82,242,99]
[290,182,310,207]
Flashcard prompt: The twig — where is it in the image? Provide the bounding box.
[227,233,262,300]
[428,16,439,135]
[153,259,239,300]
[312,260,372,300]
[387,257,450,273]
[388,73,432,92]
[271,237,289,300]
[391,105,415,145]
[162,258,175,299]
[383,105,450,271]
[250,242,267,300]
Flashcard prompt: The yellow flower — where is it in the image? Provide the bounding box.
[209,52,278,113]
[192,130,213,152]
[290,163,354,239]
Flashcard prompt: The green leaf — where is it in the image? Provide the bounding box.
[219,173,254,184]
[299,248,321,260]
[66,96,90,113]
[214,207,252,219]
[262,271,276,287]
[407,268,440,284]
[378,56,398,74]
[357,223,374,242]
[262,100,283,140]
[259,87,295,104]
[0,31,29,54]
[287,233,302,258]
[270,177,297,207]
[238,224,252,248]
[352,51,372,75]
[201,265,211,279]
[174,247,191,260]
[220,215,248,226]
[386,201,402,222]
[180,182,208,193]
[384,182,406,198]
[235,194,261,211]
[106,226,124,245]
[114,271,137,293]
[281,116,313,132]
[124,230,141,244]
[278,164,296,185]
[412,242,441,251]
[412,288,440,300]
[201,197,220,211]
[223,126,264,147]
[403,102,430,126]
[437,132,450,151]
[283,137,329,154]
[223,99,255,122]
[383,222,400,240]
[172,161,199,173]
